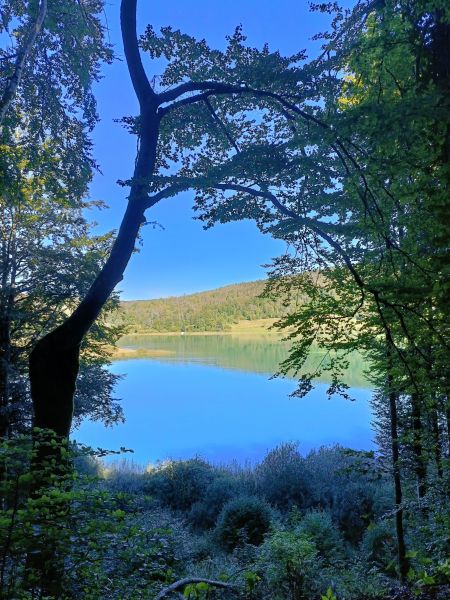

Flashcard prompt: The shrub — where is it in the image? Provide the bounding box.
[360,521,397,573]
[329,559,388,600]
[73,449,102,477]
[0,434,145,599]
[144,458,214,511]
[255,442,312,509]
[302,447,393,546]
[331,480,376,544]
[303,446,346,508]
[297,510,345,565]
[214,496,272,551]
[103,460,147,495]
[257,528,320,600]
[188,474,239,529]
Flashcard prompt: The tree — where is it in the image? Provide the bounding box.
[12,0,448,588]
[114,0,449,582]
[0,0,47,124]
[0,187,123,438]
[26,0,338,440]
[0,0,121,437]
[207,0,450,581]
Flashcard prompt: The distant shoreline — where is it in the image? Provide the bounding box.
[118,318,282,339]
[111,319,283,359]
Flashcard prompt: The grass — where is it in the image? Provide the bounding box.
[111,346,177,359]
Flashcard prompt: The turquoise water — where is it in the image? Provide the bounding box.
[75,335,374,465]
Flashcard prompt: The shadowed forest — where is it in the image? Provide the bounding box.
[0,0,449,599]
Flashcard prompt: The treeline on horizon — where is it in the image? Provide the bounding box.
[118,279,295,332]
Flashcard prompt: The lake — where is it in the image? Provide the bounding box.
[75,334,374,465]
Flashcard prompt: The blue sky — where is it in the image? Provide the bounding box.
[89,0,351,300]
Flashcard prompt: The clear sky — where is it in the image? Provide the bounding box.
[89,0,352,300]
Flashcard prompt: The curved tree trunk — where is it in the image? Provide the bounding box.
[26,2,158,594]
[29,0,159,442]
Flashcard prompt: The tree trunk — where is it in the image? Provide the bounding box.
[386,341,409,583]
[430,403,444,479]
[410,392,427,500]
[0,312,11,440]
[29,0,159,441]
[26,2,159,595]
[389,387,409,583]
[0,238,13,440]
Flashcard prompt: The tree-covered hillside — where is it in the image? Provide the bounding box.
[120,280,293,332]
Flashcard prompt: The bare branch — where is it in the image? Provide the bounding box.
[158,80,247,104]
[154,577,239,600]
[204,97,240,153]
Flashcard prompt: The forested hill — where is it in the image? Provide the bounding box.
[120,280,290,333]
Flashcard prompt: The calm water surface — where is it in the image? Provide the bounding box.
[76,334,374,465]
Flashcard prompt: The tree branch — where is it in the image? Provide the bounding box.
[204,97,240,153]
[157,91,213,116]
[0,0,47,125]
[146,178,364,287]
[158,80,248,104]
[154,577,239,600]
[146,176,432,391]
[153,69,428,289]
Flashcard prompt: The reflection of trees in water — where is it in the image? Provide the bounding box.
[119,335,369,389]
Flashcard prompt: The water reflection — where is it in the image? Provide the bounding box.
[119,334,369,388]
[76,335,373,465]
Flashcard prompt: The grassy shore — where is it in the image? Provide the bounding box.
[119,318,281,338]
[111,319,283,359]
[110,347,177,359]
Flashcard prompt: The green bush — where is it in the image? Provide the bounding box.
[144,458,214,511]
[331,480,376,544]
[188,474,239,529]
[0,434,138,599]
[329,559,388,600]
[303,447,390,530]
[104,460,148,495]
[73,447,102,477]
[255,442,312,509]
[297,510,345,565]
[360,521,397,573]
[257,528,320,600]
[214,496,272,551]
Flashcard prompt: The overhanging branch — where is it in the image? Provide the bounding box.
[145,176,436,387]
[0,0,47,125]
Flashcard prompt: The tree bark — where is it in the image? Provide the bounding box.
[430,405,444,479]
[389,386,409,583]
